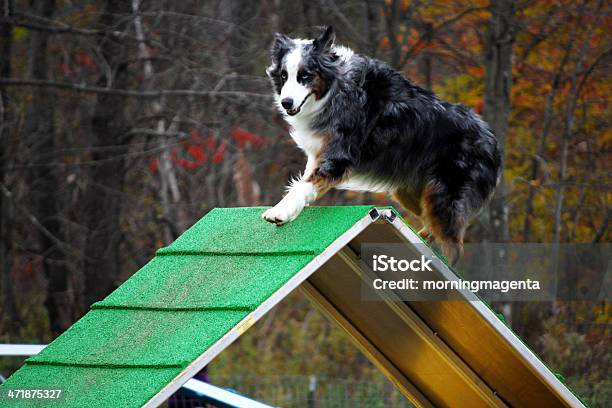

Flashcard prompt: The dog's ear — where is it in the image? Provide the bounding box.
[271,33,292,59]
[313,26,335,52]
[267,33,292,77]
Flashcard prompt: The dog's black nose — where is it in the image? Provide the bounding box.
[281,98,294,110]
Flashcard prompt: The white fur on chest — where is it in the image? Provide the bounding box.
[286,116,323,156]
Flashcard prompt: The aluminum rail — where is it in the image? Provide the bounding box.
[0,345,47,356]
[183,379,276,408]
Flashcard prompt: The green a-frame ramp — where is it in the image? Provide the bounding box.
[1,206,584,407]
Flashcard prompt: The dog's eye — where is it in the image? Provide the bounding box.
[280,71,287,81]
[299,72,313,82]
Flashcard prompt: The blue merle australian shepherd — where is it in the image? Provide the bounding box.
[263,26,501,264]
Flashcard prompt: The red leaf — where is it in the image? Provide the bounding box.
[187,144,206,163]
[149,159,159,173]
[206,135,216,152]
[213,140,227,164]
[232,127,263,148]
[77,50,95,68]
[171,146,206,170]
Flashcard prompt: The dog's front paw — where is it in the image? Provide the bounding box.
[262,201,303,225]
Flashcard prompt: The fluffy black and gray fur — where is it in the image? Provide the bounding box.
[263,26,501,263]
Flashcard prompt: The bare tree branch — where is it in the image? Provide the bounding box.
[0,78,272,99]
[1,15,109,36]
[0,183,82,258]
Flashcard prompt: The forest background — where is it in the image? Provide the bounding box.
[0,0,609,406]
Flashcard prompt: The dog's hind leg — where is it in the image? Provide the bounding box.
[392,188,422,216]
[417,228,433,242]
[393,188,434,243]
[420,181,467,265]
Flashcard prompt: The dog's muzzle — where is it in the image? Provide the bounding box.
[286,92,312,116]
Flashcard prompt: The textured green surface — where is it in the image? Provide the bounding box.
[0,365,181,408]
[1,206,374,408]
[158,206,374,255]
[97,254,314,310]
[28,309,250,367]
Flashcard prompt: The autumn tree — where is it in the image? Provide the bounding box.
[0,0,609,404]
[483,0,515,243]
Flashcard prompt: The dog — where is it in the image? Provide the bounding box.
[262,26,501,264]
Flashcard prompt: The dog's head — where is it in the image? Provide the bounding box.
[266,26,338,116]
